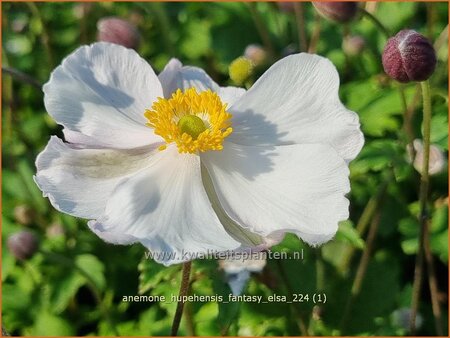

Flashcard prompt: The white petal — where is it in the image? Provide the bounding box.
[34,136,157,219]
[62,129,109,148]
[218,86,247,107]
[44,42,162,149]
[158,58,246,106]
[201,141,350,245]
[89,145,241,265]
[228,53,364,162]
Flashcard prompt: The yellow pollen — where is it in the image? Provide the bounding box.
[144,88,233,154]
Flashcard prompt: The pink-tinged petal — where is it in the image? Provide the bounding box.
[35,136,158,219]
[44,42,162,149]
[229,53,364,163]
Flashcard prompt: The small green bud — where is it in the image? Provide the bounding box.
[229,57,254,85]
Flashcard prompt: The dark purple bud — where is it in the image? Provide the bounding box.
[277,2,295,13]
[312,2,359,23]
[7,231,39,260]
[382,30,436,83]
[97,17,140,50]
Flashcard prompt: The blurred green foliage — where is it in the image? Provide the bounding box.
[2,2,448,336]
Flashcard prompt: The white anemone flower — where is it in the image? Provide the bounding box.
[35,42,364,266]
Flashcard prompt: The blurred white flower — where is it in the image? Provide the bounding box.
[391,307,423,331]
[220,255,266,295]
[35,42,363,265]
[407,139,446,175]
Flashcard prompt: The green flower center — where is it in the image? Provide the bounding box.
[177,115,207,140]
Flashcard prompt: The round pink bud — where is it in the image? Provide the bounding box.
[312,2,359,23]
[7,231,38,261]
[382,30,436,83]
[244,44,267,67]
[97,17,140,50]
[342,35,366,56]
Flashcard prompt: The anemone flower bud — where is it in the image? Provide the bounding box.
[407,139,446,176]
[382,30,436,83]
[97,17,140,49]
[229,57,254,85]
[7,231,39,261]
[343,35,366,56]
[244,44,267,67]
[312,2,359,23]
[13,205,35,226]
[277,2,295,13]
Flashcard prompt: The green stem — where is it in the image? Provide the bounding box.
[2,51,13,143]
[308,13,321,53]
[293,2,308,52]
[399,83,418,161]
[148,2,176,56]
[410,80,432,334]
[171,261,192,336]
[359,7,390,39]
[2,66,42,89]
[339,179,388,273]
[424,219,444,335]
[276,261,309,336]
[248,3,275,61]
[315,249,325,292]
[26,2,54,70]
[340,210,382,332]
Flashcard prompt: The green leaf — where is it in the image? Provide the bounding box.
[75,254,106,290]
[350,139,405,175]
[335,221,365,249]
[46,271,85,313]
[31,312,75,336]
[212,271,241,335]
[138,257,180,295]
[180,20,211,60]
[430,113,448,150]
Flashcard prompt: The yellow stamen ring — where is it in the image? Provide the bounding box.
[144,88,233,154]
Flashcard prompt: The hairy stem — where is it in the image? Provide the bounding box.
[359,7,390,39]
[423,219,444,335]
[171,261,192,336]
[410,80,432,334]
[293,2,308,52]
[308,13,321,53]
[340,210,382,332]
[248,3,275,61]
